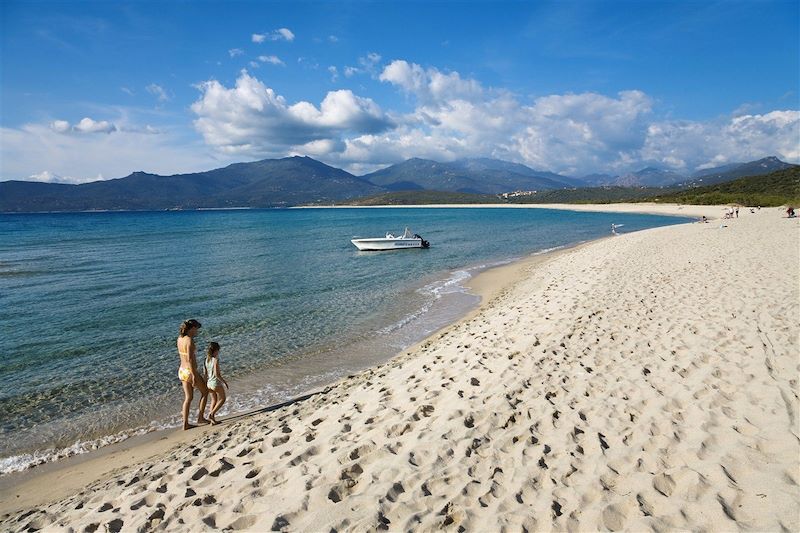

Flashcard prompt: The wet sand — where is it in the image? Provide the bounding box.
[1,204,797,532]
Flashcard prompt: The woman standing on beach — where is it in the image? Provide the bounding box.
[177,319,209,430]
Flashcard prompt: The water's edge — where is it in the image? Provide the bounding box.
[0,241,579,478]
[0,207,696,478]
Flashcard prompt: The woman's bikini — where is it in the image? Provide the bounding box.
[178,340,193,383]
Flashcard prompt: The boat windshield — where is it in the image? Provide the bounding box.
[402,227,414,239]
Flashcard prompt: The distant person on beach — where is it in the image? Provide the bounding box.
[177,319,209,430]
[205,341,229,425]
[788,206,796,218]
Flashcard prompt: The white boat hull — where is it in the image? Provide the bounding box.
[351,237,424,251]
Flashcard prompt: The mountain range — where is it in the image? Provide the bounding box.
[0,157,383,212]
[677,156,795,187]
[580,156,794,187]
[0,155,794,212]
[362,157,582,193]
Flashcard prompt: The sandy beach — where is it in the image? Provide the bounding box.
[1,204,798,532]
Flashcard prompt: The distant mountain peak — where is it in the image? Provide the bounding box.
[758,156,782,165]
[682,155,794,187]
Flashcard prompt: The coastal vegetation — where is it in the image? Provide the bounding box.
[342,190,502,206]
[635,166,800,207]
[504,186,672,204]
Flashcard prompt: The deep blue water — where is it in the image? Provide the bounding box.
[0,207,692,472]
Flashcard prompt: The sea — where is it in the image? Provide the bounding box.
[0,207,692,474]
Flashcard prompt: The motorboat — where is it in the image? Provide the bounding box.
[351,227,430,251]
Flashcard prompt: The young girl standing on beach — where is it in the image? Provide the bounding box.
[205,342,229,425]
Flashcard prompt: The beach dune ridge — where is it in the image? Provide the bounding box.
[1,205,797,532]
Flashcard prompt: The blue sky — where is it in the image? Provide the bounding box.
[1,0,798,182]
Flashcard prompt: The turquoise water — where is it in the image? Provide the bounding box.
[0,207,691,472]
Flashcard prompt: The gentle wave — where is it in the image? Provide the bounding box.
[0,366,347,476]
[0,265,471,476]
[0,422,166,475]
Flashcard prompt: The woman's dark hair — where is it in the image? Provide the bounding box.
[179,319,202,337]
[206,342,220,363]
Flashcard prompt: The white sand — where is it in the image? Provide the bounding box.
[298,202,729,219]
[1,205,798,532]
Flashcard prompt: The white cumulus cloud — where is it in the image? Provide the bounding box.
[512,90,653,174]
[252,28,294,43]
[258,55,285,66]
[49,117,118,134]
[380,60,483,102]
[191,70,393,157]
[74,117,117,134]
[276,28,295,41]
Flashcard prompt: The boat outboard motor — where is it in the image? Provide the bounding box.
[414,234,431,248]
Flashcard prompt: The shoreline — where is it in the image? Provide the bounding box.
[2,202,720,217]
[4,203,796,532]
[294,202,722,218]
[0,218,596,515]
[0,203,709,513]
[0,203,693,482]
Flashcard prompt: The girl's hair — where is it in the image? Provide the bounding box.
[179,319,202,337]
[206,342,220,363]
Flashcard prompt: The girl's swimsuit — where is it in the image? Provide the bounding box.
[205,358,220,389]
[178,366,192,382]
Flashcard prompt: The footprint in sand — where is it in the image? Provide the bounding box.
[602,502,631,531]
[288,446,319,467]
[385,482,406,502]
[272,434,290,447]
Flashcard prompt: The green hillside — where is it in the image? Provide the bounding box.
[505,186,672,204]
[342,187,673,206]
[341,190,502,206]
[636,166,800,207]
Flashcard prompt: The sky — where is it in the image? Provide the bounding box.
[1,0,798,183]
